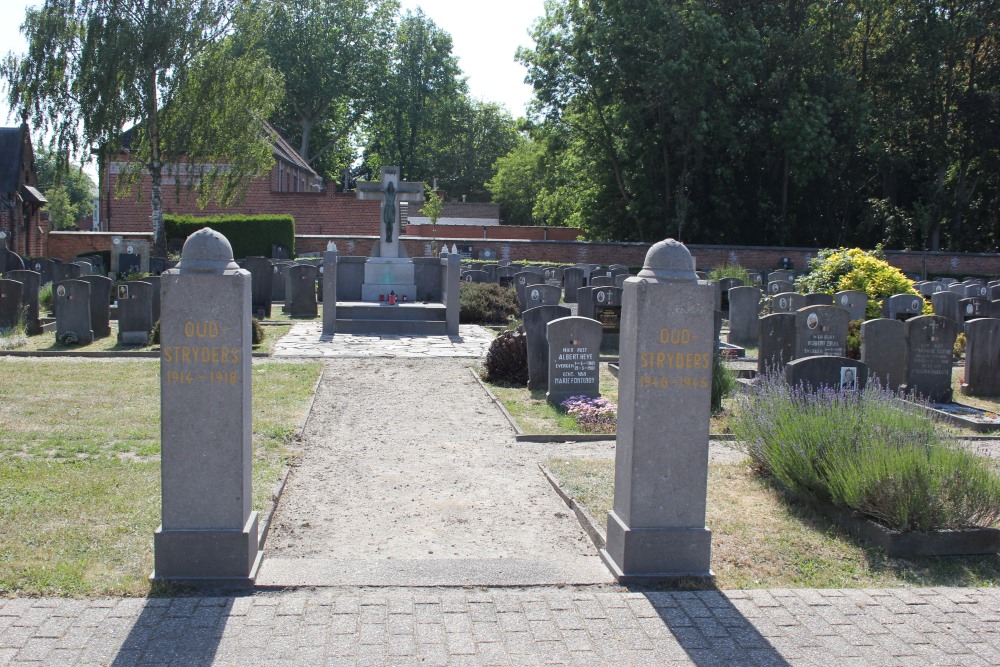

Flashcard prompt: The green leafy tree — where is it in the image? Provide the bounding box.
[486,137,545,226]
[43,184,78,230]
[419,187,443,256]
[34,148,95,222]
[2,0,284,258]
[259,0,397,181]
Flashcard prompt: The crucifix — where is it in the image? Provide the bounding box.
[356,167,424,259]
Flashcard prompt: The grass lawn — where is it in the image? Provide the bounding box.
[0,359,322,596]
[547,457,1000,589]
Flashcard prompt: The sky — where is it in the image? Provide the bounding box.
[0,0,547,126]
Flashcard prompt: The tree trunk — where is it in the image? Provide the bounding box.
[146,76,167,259]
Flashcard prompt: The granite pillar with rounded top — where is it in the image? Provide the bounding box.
[154,227,259,588]
[322,245,338,335]
[601,238,714,583]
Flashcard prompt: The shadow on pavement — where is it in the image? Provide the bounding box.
[110,597,234,666]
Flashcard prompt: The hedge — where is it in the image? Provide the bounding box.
[165,214,295,259]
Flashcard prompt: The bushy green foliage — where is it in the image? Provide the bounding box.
[165,214,295,260]
[732,374,1000,532]
[796,247,921,319]
[459,282,519,324]
[711,354,736,414]
[483,325,528,386]
[846,320,862,360]
[708,264,751,285]
[38,283,53,315]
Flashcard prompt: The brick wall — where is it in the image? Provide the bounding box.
[403,225,581,241]
[45,231,1000,278]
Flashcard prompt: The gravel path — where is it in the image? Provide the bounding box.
[257,357,614,587]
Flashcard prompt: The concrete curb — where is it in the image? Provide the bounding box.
[539,463,607,552]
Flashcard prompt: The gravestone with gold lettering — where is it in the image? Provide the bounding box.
[154,227,259,587]
[601,238,714,583]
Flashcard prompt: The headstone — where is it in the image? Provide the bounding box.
[614,274,628,288]
[601,239,713,582]
[117,281,154,345]
[322,246,338,335]
[271,244,290,260]
[497,266,516,287]
[542,266,563,286]
[513,270,544,311]
[770,292,806,313]
[480,264,499,283]
[959,297,990,321]
[961,318,1000,397]
[881,293,924,321]
[144,275,162,323]
[54,280,94,344]
[834,290,868,322]
[479,248,497,261]
[0,279,23,330]
[861,318,905,390]
[30,258,55,285]
[4,270,41,334]
[461,270,489,283]
[576,286,596,319]
[155,227,258,587]
[72,260,93,277]
[590,276,615,287]
[727,286,761,346]
[758,313,797,374]
[784,357,868,392]
[767,280,794,295]
[965,284,989,299]
[903,315,959,402]
[110,237,150,277]
[794,305,849,359]
[272,261,292,303]
[523,283,562,310]
[932,290,962,322]
[523,305,572,391]
[593,287,623,335]
[244,257,274,319]
[717,278,744,313]
[545,315,602,405]
[990,285,1000,301]
[562,267,586,303]
[53,263,82,283]
[79,275,113,338]
[769,269,795,283]
[804,292,833,307]
[747,271,765,287]
[287,264,319,318]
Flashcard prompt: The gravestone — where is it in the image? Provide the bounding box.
[0,279,23,330]
[767,279,794,295]
[804,293,833,307]
[882,293,924,321]
[117,281,154,345]
[287,264,319,318]
[834,290,868,322]
[244,257,274,319]
[542,266,563,286]
[770,292,806,313]
[72,261,93,277]
[523,305,572,391]
[717,278,744,313]
[111,237,150,277]
[590,276,615,287]
[271,261,292,302]
[726,286,761,346]
[861,318,905,390]
[79,275,113,338]
[54,280,94,344]
[991,285,1000,301]
[769,269,795,283]
[747,271,765,287]
[461,270,489,284]
[4,270,41,334]
[593,286,623,340]
[576,286,597,319]
[784,357,868,392]
[758,313,797,374]
[322,246,339,335]
[614,274,628,288]
[932,290,962,322]
[497,266,516,287]
[523,283,562,310]
[144,275,162,323]
[545,315,602,405]
[513,270,544,311]
[53,262,82,284]
[30,258,55,285]
[155,227,258,587]
[959,297,990,321]
[794,305,849,359]
[903,315,959,402]
[562,267,586,303]
[601,239,713,582]
[961,318,1000,397]
[271,244,290,260]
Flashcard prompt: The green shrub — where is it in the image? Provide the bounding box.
[460,282,519,324]
[846,320,862,360]
[165,214,295,260]
[708,264,751,285]
[38,282,53,315]
[731,374,1000,532]
[711,354,736,415]
[796,247,923,319]
[483,325,528,385]
[954,332,966,359]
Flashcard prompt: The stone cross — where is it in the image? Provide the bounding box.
[356,166,424,259]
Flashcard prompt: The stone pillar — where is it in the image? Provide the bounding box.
[322,245,339,336]
[444,253,460,335]
[601,239,714,583]
[154,227,259,588]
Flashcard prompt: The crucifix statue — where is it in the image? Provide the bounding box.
[356,167,424,259]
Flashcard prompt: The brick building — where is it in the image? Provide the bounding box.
[0,122,47,257]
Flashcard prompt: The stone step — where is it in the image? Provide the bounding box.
[334,319,449,335]
[336,302,446,322]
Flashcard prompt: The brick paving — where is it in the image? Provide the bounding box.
[272,323,495,358]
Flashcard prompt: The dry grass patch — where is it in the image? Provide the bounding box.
[546,456,1000,589]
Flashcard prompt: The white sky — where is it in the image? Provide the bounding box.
[0,0,546,125]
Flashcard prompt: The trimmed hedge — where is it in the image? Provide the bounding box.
[165,214,295,259]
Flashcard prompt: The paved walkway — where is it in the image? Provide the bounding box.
[273,323,495,358]
[2,332,1000,666]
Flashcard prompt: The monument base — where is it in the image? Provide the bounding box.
[361,258,417,302]
[600,510,713,583]
[152,512,260,588]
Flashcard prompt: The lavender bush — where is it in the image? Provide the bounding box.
[560,396,617,434]
[731,373,1000,532]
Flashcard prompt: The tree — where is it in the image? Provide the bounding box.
[419,187,443,256]
[34,148,95,223]
[43,184,78,230]
[259,0,397,181]
[2,0,283,257]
